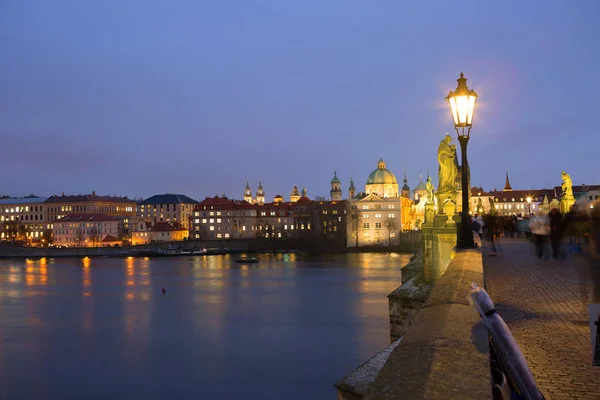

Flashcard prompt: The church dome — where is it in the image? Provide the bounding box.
[331,171,341,185]
[414,180,427,192]
[366,159,397,185]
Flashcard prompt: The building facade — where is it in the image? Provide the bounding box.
[53,214,119,247]
[45,192,136,222]
[137,193,198,229]
[347,159,402,247]
[0,196,50,243]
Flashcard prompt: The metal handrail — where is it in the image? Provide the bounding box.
[469,283,544,400]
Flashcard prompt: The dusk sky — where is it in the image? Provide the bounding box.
[1,1,599,201]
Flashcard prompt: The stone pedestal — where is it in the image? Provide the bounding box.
[422,213,458,282]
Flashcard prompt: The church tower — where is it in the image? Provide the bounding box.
[401,170,411,198]
[243,182,252,203]
[301,188,307,198]
[503,172,513,192]
[290,185,300,203]
[348,175,356,199]
[330,171,342,201]
[255,181,265,205]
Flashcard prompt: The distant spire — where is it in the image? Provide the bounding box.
[503,172,513,191]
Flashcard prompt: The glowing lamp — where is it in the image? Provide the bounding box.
[446,73,478,136]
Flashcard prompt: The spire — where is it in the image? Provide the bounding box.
[503,172,513,191]
[402,170,410,191]
[258,180,263,190]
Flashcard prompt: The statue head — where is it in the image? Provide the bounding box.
[444,133,452,144]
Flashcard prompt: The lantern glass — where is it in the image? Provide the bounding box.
[446,73,478,129]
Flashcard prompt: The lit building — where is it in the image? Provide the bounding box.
[191,196,258,240]
[137,193,198,229]
[330,172,342,201]
[243,182,266,205]
[45,192,136,222]
[347,159,402,247]
[53,214,119,247]
[0,196,50,243]
[131,221,189,244]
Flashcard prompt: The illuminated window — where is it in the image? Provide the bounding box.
[362,205,369,210]
[363,213,369,219]
[216,219,221,223]
[202,219,207,223]
[209,219,214,223]
[322,210,327,215]
[217,233,222,238]
[388,213,396,218]
[217,212,221,216]
[209,212,214,216]
[209,226,214,231]
[388,204,395,209]
[195,219,200,224]
[363,232,370,238]
[225,233,230,238]
[375,214,382,219]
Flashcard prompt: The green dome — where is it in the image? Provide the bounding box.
[366,159,398,185]
[414,180,427,191]
[331,171,341,184]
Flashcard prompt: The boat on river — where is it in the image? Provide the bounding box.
[235,257,259,264]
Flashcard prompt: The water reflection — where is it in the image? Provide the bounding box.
[0,252,411,400]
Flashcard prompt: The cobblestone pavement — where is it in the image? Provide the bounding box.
[483,238,600,400]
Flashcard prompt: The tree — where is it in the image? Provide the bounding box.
[476,198,484,214]
[384,217,397,246]
[75,227,85,247]
[43,228,54,244]
[90,226,100,247]
[349,210,362,247]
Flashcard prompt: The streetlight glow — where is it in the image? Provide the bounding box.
[446,72,478,248]
[446,73,478,136]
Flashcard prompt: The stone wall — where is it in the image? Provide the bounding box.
[388,253,433,341]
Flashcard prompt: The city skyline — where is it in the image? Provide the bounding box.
[1,1,598,200]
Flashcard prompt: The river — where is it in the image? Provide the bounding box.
[0,252,411,400]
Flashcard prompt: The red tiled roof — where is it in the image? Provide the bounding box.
[58,213,117,222]
[151,222,188,232]
[490,189,556,202]
[102,235,120,242]
[194,197,258,211]
[296,196,312,204]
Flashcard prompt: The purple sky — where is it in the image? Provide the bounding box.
[1,1,599,201]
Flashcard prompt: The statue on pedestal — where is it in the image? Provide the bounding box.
[560,171,575,213]
[425,176,435,204]
[436,134,458,210]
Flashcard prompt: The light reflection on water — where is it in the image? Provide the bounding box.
[0,252,411,400]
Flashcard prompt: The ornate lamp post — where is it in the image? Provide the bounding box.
[526,196,532,216]
[446,73,478,248]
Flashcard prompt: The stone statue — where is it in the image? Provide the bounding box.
[561,171,574,199]
[426,176,434,203]
[560,171,575,213]
[437,134,458,194]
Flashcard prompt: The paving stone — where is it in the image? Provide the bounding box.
[483,239,600,400]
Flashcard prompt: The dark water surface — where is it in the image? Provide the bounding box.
[0,252,410,400]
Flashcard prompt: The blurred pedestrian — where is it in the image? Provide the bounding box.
[549,208,563,258]
[530,212,550,260]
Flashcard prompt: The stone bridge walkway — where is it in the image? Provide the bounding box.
[483,238,600,400]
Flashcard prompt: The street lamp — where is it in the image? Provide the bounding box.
[526,196,532,215]
[446,72,478,248]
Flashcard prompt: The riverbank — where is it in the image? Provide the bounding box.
[0,237,418,259]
